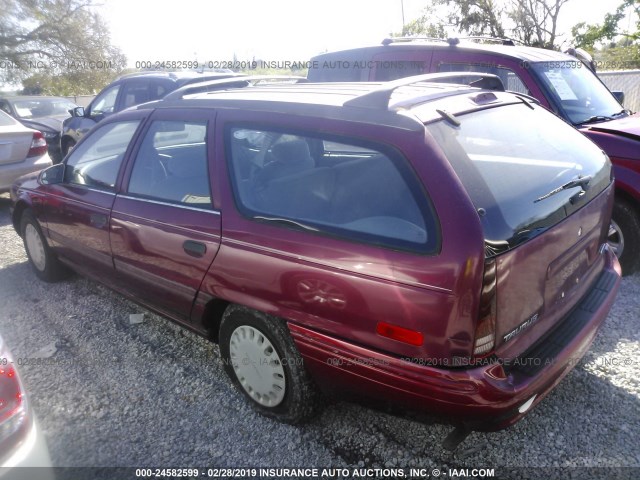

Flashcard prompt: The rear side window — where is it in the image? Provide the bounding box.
[427,103,610,254]
[227,128,438,253]
[127,120,211,208]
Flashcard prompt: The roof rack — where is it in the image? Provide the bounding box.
[382,37,451,46]
[163,75,307,101]
[454,36,519,46]
[116,71,178,81]
[343,72,505,110]
[382,36,520,47]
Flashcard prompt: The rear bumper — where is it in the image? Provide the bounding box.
[290,250,621,431]
[0,154,51,193]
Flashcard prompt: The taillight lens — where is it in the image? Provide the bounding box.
[27,131,48,158]
[473,258,497,357]
[0,337,28,447]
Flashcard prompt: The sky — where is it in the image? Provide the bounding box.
[101,0,626,68]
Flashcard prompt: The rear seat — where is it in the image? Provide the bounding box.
[257,153,424,231]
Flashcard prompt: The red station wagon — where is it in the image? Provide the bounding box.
[10,76,621,448]
[308,38,640,275]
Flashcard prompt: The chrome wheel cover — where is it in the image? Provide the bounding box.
[229,325,286,407]
[607,220,624,258]
[25,223,46,272]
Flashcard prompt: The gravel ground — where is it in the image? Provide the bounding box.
[0,193,639,479]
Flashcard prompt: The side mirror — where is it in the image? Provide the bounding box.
[71,106,85,117]
[612,91,625,105]
[39,163,65,185]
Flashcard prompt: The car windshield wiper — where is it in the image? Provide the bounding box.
[534,175,593,203]
[577,115,614,125]
[611,109,631,118]
[252,216,319,232]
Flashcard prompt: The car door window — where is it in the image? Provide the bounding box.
[64,120,140,190]
[127,120,211,209]
[438,62,530,95]
[227,128,438,253]
[122,82,151,109]
[90,85,120,116]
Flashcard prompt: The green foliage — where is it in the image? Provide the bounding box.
[400,11,447,38]
[21,69,121,95]
[594,42,640,70]
[0,0,126,92]
[572,0,640,49]
[395,0,571,48]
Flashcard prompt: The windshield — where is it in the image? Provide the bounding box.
[531,62,624,125]
[427,102,611,254]
[12,98,77,119]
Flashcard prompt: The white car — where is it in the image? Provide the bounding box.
[0,110,52,193]
[0,334,53,479]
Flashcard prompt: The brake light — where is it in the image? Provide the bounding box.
[27,131,48,158]
[0,338,28,446]
[473,258,497,357]
[376,322,424,346]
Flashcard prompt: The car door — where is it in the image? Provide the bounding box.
[42,111,146,278]
[110,108,221,323]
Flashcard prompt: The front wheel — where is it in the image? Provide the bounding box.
[609,199,640,276]
[21,210,69,282]
[219,306,321,424]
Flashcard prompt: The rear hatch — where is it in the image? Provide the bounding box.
[0,113,33,165]
[427,100,613,356]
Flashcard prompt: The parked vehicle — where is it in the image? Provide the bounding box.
[0,334,53,478]
[0,110,52,193]
[0,96,77,163]
[308,38,640,275]
[60,71,240,157]
[10,76,621,447]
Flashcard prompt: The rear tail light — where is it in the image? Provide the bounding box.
[27,131,48,158]
[473,258,497,357]
[0,338,28,448]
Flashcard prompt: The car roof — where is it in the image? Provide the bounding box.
[144,80,524,132]
[311,39,576,63]
[115,71,239,83]
[0,96,75,102]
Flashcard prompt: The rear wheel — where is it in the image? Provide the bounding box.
[219,305,321,424]
[21,210,69,282]
[609,199,640,276]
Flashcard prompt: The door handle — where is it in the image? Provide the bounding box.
[183,240,207,258]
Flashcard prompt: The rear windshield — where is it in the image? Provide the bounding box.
[427,103,611,255]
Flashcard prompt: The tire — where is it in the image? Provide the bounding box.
[219,305,321,424]
[20,210,69,282]
[609,199,640,276]
[62,138,76,157]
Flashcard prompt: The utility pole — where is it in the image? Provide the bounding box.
[401,0,406,27]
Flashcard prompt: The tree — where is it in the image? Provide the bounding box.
[0,0,126,91]
[440,0,507,39]
[399,4,448,38]
[399,0,573,48]
[509,0,571,48]
[572,0,640,49]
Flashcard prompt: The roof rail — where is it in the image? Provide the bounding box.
[382,37,452,46]
[343,73,505,110]
[116,70,177,81]
[163,75,307,101]
[455,36,520,46]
